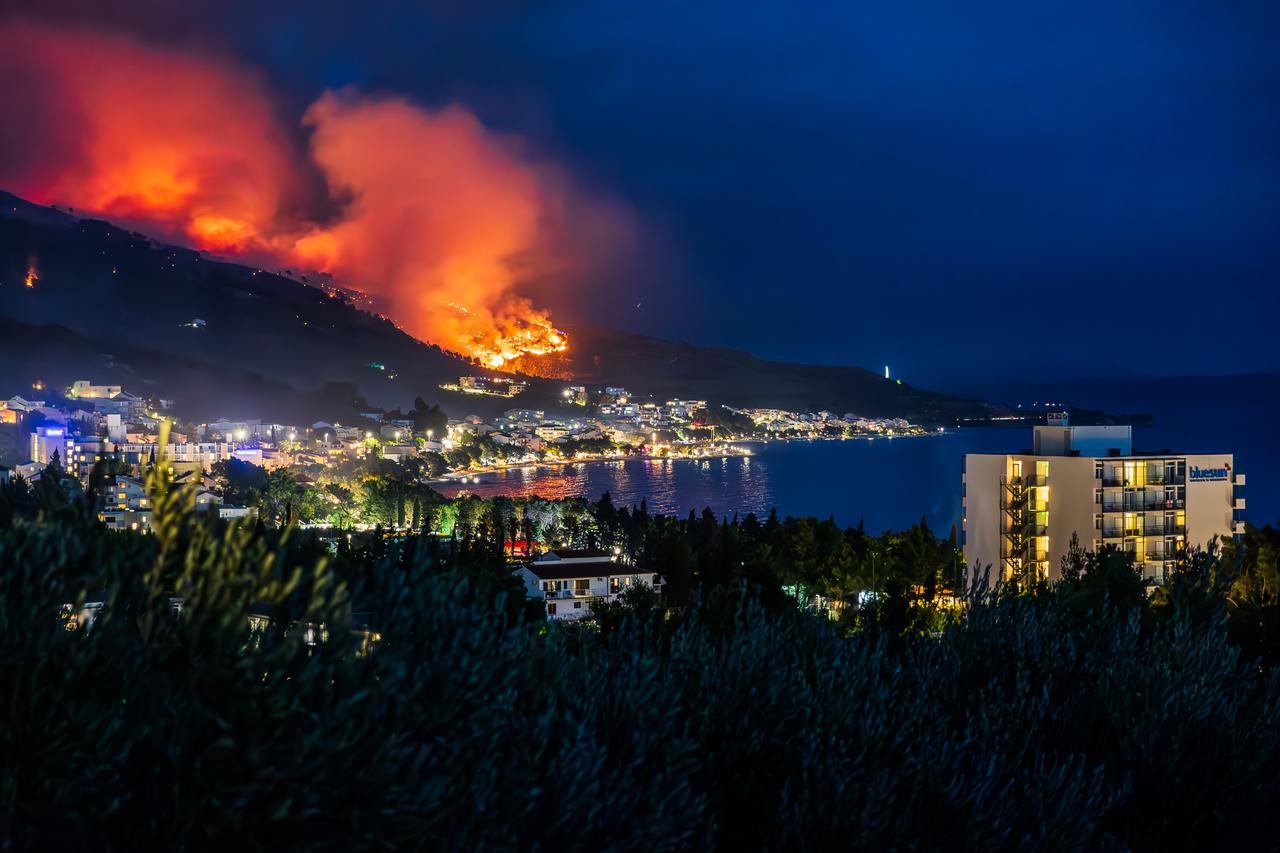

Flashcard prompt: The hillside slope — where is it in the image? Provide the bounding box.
[1,190,998,423]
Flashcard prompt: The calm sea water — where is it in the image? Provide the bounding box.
[434,380,1278,532]
[434,431,1009,532]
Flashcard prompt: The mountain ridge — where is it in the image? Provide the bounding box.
[0,189,1001,424]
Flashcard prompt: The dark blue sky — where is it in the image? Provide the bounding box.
[11,0,1280,388]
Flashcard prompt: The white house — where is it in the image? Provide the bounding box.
[513,549,662,621]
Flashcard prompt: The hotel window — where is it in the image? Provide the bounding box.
[1094,514,1102,530]
[1095,461,1104,480]
[1094,489,1102,505]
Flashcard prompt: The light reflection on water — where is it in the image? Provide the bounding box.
[432,432,1015,531]
[430,397,1280,530]
[434,452,773,518]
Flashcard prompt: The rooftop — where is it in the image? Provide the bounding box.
[535,548,613,562]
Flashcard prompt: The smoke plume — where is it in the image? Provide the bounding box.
[0,21,596,366]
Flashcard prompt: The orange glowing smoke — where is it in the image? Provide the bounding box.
[0,22,587,367]
[0,23,298,256]
[293,91,568,367]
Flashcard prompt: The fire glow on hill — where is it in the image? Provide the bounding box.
[0,22,591,369]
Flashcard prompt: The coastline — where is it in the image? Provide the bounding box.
[430,430,940,485]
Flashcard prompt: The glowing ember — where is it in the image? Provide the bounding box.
[463,313,569,369]
[0,23,615,369]
[24,263,38,288]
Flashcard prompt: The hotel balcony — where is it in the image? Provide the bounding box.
[1100,474,1184,488]
[1101,497,1183,513]
[1101,523,1185,538]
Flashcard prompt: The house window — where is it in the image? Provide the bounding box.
[548,603,557,615]
[573,602,582,609]
[573,578,590,593]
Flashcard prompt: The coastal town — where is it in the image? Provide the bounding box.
[0,374,928,533]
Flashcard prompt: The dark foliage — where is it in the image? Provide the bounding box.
[2,477,1280,848]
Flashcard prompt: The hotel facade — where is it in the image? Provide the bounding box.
[963,417,1244,587]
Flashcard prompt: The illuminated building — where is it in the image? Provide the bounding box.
[5,395,47,413]
[67,380,122,399]
[30,425,69,468]
[963,415,1244,587]
[456,375,529,397]
[514,549,662,621]
[533,422,569,441]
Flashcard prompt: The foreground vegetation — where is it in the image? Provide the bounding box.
[3,472,1280,849]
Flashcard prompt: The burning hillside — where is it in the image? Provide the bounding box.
[0,21,590,368]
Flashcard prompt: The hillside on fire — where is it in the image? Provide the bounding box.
[0,191,996,422]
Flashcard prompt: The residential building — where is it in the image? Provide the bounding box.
[64,436,113,480]
[514,549,662,621]
[114,442,236,474]
[93,391,146,420]
[457,376,529,397]
[4,395,47,413]
[534,422,569,442]
[68,380,122,399]
[962,416,1243,588]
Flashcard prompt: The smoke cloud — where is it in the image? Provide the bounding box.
[0,21,602,366]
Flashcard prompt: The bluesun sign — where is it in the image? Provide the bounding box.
[1189,464,1230,483]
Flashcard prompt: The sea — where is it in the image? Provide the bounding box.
[434,377,1279,532]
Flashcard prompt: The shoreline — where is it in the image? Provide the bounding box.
[430,431,940,486]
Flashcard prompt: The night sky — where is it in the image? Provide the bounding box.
[6,0,1280,388]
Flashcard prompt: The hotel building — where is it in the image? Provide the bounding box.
[962,416,1244,587]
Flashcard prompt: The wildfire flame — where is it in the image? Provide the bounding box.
[24,262,38,288]
[0,22,608,368]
